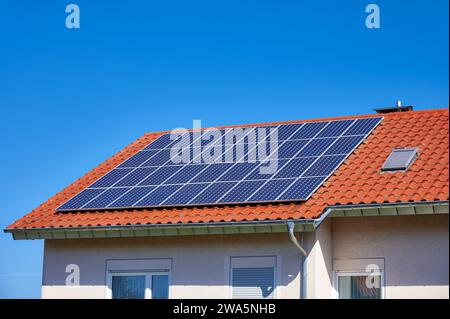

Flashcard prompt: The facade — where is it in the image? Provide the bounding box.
[5,108,449,299]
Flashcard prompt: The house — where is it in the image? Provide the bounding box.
[5,107,449,299]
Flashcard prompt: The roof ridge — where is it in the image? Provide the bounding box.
[144,108,448,136]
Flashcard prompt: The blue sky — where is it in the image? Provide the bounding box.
[0,0,448,298]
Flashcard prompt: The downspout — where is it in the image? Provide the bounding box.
[287,221,308,299]
[287,221,307,256]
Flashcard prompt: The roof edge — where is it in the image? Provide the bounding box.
[5,201,448,240]
[4,218,317,240]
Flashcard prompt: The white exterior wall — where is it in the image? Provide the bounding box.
[41,233,302,299]
[41,214,449,299]
[304,218,334,299]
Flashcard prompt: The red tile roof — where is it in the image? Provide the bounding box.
[6,108,449,230]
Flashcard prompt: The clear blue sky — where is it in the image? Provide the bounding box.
[0,0,448,298]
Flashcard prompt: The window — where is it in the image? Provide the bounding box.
[336,273,383,299]
[108,272,170,299]
[229,256,277,299]
[232,267,275,299]
[112,275,146,299]
[106,258,172,299]
[382,147,418,171]
[151,274,170,299]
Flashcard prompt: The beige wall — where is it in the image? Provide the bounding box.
[42,233,302,299]
[304,218,334,299]
[331,214,449,299]
[41,214,449,299]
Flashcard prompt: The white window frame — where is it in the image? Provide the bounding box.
[106,271,171,299]
[332,270,385,299]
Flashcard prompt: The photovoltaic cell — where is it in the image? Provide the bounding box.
[164,164,208,184]
[290,121,328,139]
[222,143,255,163]
[162,183,207,205]
[273,157,316,179]
[118,150,158,168]
[221,127,260,146]
[244,159,289,180]
[218,162,260,182]
[189,147,206,163]
[220,180,266,203]
[90,168,133,188]
[325,136,363,155]
[108,187,156,208]
[57,117,382,211]
[278,140,309,159]
[115,167,158,187]
[189,182,237,204]
[58,188,106,210]
[277,124,303,140]
[135,185,182,206]
[344,118,381,136]
[143,133,180,150]
[317,120,354,138]
[139,165,184,186]
[190,163,235,183]
[302,155,346,177]
[278,177,324,200]
[199,132,223,147]
[82,188,129,209]
[296,138,335,157]
[248,179,295,201]
[141,149,173,166]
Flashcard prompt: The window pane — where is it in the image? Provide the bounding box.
[232,267,275,299]
[338,276,351,299]
[112,275,145,299]
[152,275,169,299]
[338,275,381,299]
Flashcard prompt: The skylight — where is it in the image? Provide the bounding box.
[382,147,418,172]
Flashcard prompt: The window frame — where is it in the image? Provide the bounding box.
[381,147,418,172]
[332,270,385,299]
[106,271,171,299]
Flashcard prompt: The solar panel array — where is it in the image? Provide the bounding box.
[57,117,382,211]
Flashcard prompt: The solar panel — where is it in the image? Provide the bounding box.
[57,117,382,211]
[189,182,237,204]
[108,186,156,208]
[220,180,267,203]
[83,188,129,209]
[248,179,296,201]
[118,150,158,168]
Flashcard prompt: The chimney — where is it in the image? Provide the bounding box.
[374,101,413,114]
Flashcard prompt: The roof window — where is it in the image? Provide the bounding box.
[382,147,418,172]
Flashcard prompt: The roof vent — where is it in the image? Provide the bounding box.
[374,101,414,114]
[382,147,418,172]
